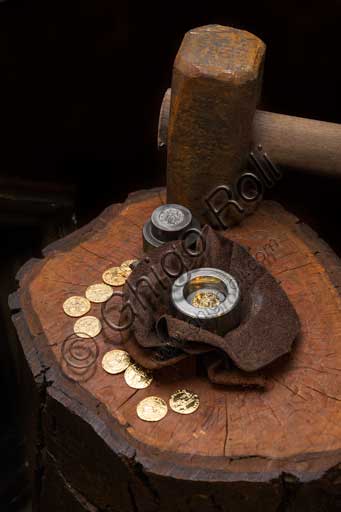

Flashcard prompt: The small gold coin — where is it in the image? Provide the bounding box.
[101,349,131,375]
[74,316,102,338]
[102,267,126,287]
[137,396,168,422]
[192,291,220,309]
[85,283,113,303]
[120,267,132,278]
[169,389,200,415]
[120,259,138,278]
[124,363,153,389]
[63,296,91,317]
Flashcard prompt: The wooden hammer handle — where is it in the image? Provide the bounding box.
[254,110,341,178]
[159,88,341,179]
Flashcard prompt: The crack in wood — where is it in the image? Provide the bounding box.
[127,482,140,512]
[116,390,139,412]
[49,268,90,287]
[304,385,341,403]
[224,394,229,456]
[290,364,341,377]
[41,275,88,287]
[274,261,313,276]
[270,377,307,401]
[79,244,116,264]
[47,451,99,511]
[69,254,108,275]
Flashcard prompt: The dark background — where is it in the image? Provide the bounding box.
[0,1,341,508]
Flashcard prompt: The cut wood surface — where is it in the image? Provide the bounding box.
[10,188,341,511]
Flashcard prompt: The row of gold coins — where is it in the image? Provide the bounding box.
[62,257,200,422]
[62,259,138,337]
[102,349,200,422]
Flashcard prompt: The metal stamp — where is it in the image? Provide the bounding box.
[143,203,200,252]
[171,268,241,335]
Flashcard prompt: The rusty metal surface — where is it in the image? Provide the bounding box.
[160,91,341,180]
[166,25,265,225]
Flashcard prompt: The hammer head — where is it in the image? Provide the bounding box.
[166,25,265,226]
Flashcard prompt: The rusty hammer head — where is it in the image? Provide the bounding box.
[163,25,265,226]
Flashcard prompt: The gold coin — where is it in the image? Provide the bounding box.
[85,283,113,303]
[121,259,137,267]
[63,296,91,317]
[102,267,126,286]
[120,266,132,278]
[169,389,200,415]
[137,396,168,422]
[124,363,153,389]
[192,291,220,309]
[101,349,131,374]
[120,259,138,277]
[74,316,102,338]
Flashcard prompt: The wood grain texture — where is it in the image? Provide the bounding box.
[10,188,341,511]
[253,110,341,177]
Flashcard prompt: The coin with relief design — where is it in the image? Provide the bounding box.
[124,363,153,389]
[73,316,102,338]
[120,259,138,277]
[137,396,168,422]
[102,267,126,287]
[169,389,200,415]
[191,291,220,309]
[85,283,113,303]
[102,349,131,374]
[63,296,91,317]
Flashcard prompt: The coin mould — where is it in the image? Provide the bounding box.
[143,203,200,252]
[171,268,241,336]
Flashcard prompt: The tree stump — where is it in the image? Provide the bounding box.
[10,188,341,511]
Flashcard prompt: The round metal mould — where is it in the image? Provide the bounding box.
[171,268,241,336]
[143,204,200,252]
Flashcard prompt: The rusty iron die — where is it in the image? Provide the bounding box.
[143,203,200,252]
[171,268,241,335]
